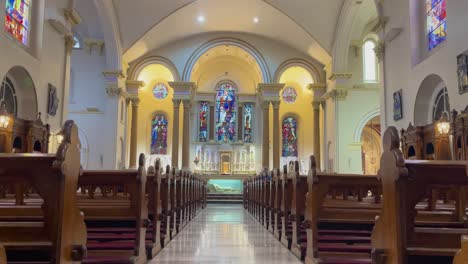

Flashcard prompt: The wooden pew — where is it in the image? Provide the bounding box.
[453,236,468,264]
[290,161,308,260]
[304,156,381,264]
[272,169,283,240]
[263,171,271,228]
[0,120,87,263]
[77,154,147,264]
[280,163,294,249]
[267,170,276,234]
[159,165,172,247]
[371,126,468,264]
[147,159,162,257]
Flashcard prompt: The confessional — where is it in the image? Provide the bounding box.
[452,107,468,161]
[0,113,50,154]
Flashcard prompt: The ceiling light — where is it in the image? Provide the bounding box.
[197,15,205,23]
[253,17,259,23]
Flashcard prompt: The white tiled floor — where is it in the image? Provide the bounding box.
[149,204,302,264]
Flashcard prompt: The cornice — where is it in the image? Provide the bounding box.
[329,73,352,81]
[258,83,284,102]
[323,88,348,101]
[84,39,105,55]
[126,80,145,89]
[64,8,82,26]
[169,82,195,101]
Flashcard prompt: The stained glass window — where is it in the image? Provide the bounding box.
[4,0,30,45]
[152,83,168,100]
[282,87,297,104]
[243,103,253,143]
[426,0,447,50]
[151,115,168,155]
[432,87,450,121]
[199,101,209,142]
[282,117,298,157]
[215,82,237,143]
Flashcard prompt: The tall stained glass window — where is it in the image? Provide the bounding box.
[282,117,298,157]
[199,101,209,142]
[215,82,237,143]
[151,115,168,155]
[426,0,447,50]
[4,0,30,45]
[243,103,253,143]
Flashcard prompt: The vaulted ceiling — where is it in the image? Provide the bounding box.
[75,0,378,67]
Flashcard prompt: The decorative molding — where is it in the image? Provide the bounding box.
[105,87,123,97]
[323,88,348,101]
[48,19,72,36]
[84,39,105,55]
[384,28,403,43]
[64,8,82,26]
[258,83,284,102]
[374,42,385,62]
[271,100,281,109]
[328,73,352,81]
[169,82,195,101]
[370,16,388,34]
[103,71,125,82]
[126,80,145,93]
[308,83,327,98]
[312,99,325,110]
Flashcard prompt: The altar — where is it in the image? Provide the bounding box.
[193,143,256,175]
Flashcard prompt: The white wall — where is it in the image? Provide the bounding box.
[383,0,468,129]
[0,0,69,135]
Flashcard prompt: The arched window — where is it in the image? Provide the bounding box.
[4,0,31,45]
[198,101,209,142]
[363,40,378,82]
[243,103,253,143]
[151,114,168,155]
[426,0,447,50]
[282,117,298,157]
[432,87,450,121]
[72,35,81,49]
[215,82,237,143]
[0,77,17,115]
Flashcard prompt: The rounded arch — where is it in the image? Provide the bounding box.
[2,66,38,120]
[213,79,239,92]
[414,74,448,125]
[128,56,181,81]
[182,37,272,83]
[354,108,380,142]
[274,58,325,84]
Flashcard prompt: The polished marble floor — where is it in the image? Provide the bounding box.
[149,204,302,263]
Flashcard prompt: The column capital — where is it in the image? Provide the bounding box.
[312,100,324,110]
[64,35,74,53]
[324,88,348,101]
[271,100,281,109]
[126,80,145,90]
[308,83,327,98]
[374,41,386,62]
[130,97,140,107]
[262,101,270,110]
[181,99,192,109]
[64,8,82,26]
[173,99,182,107]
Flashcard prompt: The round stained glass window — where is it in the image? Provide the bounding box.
[152,83,169,100]
[282,87,297,104]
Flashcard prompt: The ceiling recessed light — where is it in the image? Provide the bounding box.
[197,15,205,23]
[253,17,259,23]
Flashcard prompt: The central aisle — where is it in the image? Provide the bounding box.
[150,204,302,263]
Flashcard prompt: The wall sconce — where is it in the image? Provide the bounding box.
[0,104,10,129]
[437,113,450,135]
[56,134,64,144]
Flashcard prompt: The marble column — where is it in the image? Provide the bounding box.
[262,101,270,169]
[129,98,140,168]
[172,99,181,168]
[272,101,280,169]
[182,100,191,170]
[312,101,321,170]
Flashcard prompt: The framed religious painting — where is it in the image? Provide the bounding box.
[393,89,403,121]
[47,83,59,116]
[457,50,468,94]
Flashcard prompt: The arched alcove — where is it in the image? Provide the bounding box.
[414,74,447,125]
[183,38,271,83]
[1,66,38,120]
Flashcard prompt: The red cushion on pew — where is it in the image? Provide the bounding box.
[83,257,132,264]
[88,233,152,240]
[318,230,371,236]
[320,258,371,264]
[318,243,371,253]
[87,228,135,233]
[318,235,371,243]
[87,242,135,250]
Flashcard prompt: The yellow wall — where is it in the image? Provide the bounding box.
[137,64,175,162]
[278,66,315,166]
